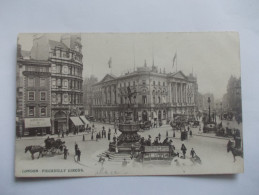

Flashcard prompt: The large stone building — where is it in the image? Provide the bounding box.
[17,34,85,135]
[90,65,198,124]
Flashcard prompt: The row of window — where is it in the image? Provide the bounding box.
[52,50,82,62]
[28,91,47,101]
[27,77,48,88]
[92,94,193,106]
[27,66,48,72]
[52,93,83,105]
[28,106,47,117]
[51,64,82,76]
[117,80,166,88]
[51,78,82,90]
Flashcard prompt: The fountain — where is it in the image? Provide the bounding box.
[109,87,141,153]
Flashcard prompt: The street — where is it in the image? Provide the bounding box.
[15,120,243,177]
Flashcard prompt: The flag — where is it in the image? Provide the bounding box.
[172,52,177,68]
[108,57,112,68]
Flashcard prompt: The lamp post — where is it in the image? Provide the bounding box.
[220,102,223,120]
[208,97,211,122]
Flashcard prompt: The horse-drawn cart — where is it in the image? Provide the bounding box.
[44,138,66,156]
[25,138,66,160]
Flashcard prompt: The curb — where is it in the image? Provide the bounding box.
[193,133,230,140]
[15,132,92,141]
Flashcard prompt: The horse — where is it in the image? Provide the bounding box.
[25,145,45,160]
[227,145,243,162]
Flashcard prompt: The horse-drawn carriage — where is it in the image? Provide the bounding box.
[44,137,65,155]
[139,121,152,130]
[25,138,66,160]
[192,121,200,128]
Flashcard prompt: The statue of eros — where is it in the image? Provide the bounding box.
[127,86,137,105]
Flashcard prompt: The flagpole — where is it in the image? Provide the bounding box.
[176,50,178,72]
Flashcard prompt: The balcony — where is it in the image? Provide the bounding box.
[51,87,82,93]
[51,73,82,80]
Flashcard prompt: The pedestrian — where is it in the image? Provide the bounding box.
[64,146,68,159]
[115,128,117,134]
[75,142,78,155]
[108,131,111,140]
[91,132,94,140]
[62,131,64,138]
[77,148,81,162]
[122,158,127,167]
[173,131,175,138]
[58,129,60,137]
[190,130,192,137]
[83,134,85,141]
[96,133,98,141]
[66,130,69,136]
[166,131,168,138]
[181,142,187,159]
[102,130,104,138]
[190,148,196,158]
[131,144,135,157]
[158,133,161,141]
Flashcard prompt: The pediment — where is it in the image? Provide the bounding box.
[100,74,116,83]
[171,71,187,80]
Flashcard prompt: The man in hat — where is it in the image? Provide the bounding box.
[64,146,68,159]
[181,142,187,159]
[76,148,81,162]
[190,148,196,158]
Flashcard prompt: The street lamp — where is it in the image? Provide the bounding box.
[220,102,223,120]
[208,97,211,122]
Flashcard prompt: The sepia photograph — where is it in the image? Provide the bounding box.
[15,32,243,177]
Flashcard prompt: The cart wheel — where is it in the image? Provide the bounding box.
[51,147,56,155]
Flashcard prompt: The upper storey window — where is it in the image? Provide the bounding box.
[51,64,56,73]
[62,66,68,74]
[40,67,46,72]
[28,77,35,87]
[28,66,35,71]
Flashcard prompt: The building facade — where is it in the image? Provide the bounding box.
[17,34,84,135]
[16,58,52,136]
[90,65,198,124]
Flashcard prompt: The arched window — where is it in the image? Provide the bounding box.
[163,110,166,120]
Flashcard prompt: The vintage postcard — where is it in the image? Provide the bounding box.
[15,32,243,177]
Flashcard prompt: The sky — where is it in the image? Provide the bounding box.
[18,32,241,99]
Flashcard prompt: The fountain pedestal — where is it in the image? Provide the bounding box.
[109,108,141,153]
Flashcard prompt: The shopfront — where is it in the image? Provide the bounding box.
[24,118,51,136]
[70,116,84,133]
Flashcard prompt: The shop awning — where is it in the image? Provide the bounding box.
[79,115,90,125]
[70,117,84,126]
[24,118,51,129]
